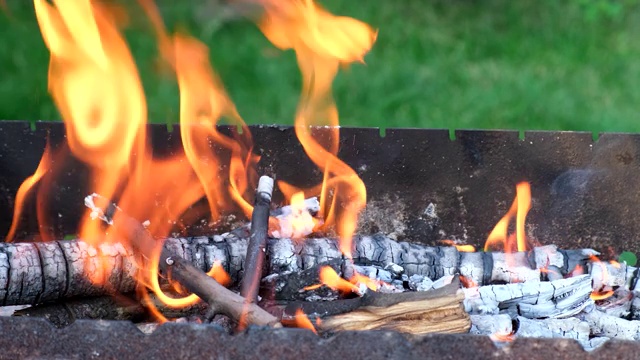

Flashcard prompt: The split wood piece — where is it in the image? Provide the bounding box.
[240,176,274,302]
[463,275,593,318]
[111,211,282,328]
[282,280,470,335]
[0,232,624,306]
[11,294,209,327]
[578,308,640,341]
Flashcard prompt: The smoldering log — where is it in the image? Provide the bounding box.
[578,307,640,340]
[0,232,629,306]
[463,275,593,318]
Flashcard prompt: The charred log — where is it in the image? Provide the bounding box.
[0,232,630,306]
[463,275,593,318]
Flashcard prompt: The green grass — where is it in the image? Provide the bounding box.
[2,0,640,133]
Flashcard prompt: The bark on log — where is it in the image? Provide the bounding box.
[0,232,628,306]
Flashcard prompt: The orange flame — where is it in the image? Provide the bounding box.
[484,182,532,253]
[207,261,232,287]
[282,308,318,334]
[31,0,248,313]
[318,266,360,294]
[34,0,147,247]
[308,265,383,294]
[293,308,317,334]
[22,0,378,319]
[5,143,52,242]
[257,0,376,258]
[589,255,615,301]
[440,240,476,253]
[172,34,259,220]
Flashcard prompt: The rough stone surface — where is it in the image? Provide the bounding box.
[0,316,639,359]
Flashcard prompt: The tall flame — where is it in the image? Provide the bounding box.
[23,0,378,321]
[484,182,532,253]
[257,0,376,258]
[5,143,52,242]
[34,0,147,246]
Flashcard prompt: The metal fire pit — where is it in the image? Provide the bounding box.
[2,120,640,359]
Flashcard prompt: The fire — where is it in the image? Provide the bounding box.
[257,0,376,259]
[306,266,383,294]
[318,266,361,294]
[5,143,52,242]
[439,240,476,253]
[18,0,378,319]
[484,182,532,253]
[293,309,317,334]
[588,255,615,301]
[490,332,515,342]
[272,192,319,239]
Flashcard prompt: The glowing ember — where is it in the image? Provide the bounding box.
[484,182,532,253]
[490,332,515,342]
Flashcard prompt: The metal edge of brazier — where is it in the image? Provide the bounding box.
[2,120,640,254]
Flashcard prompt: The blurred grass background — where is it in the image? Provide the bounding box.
[2,0,640,133]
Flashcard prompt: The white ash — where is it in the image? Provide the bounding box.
[596,289,633,318]
[578,306,640,341]
[515,316,590,343]
[463,275,592,318]
[136,323,159,334]
[270,197,320,239]
[470,314,513,336]
[408,274,434,292]
[590,261,633,290]
[432,275,455,289]
[582,337,611,352]
[0,305,31,317]
[351,265,395,283]
[490,252,540,284]
[384,263,404,276]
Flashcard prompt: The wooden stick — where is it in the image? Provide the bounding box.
[240,176,273,302]
[111,209,281,328]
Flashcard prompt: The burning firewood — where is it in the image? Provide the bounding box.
[0,232,632,306]
[462,275,593,318]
